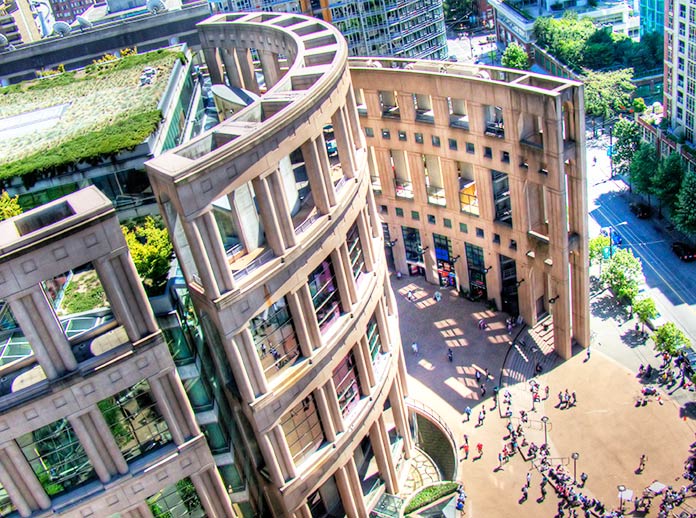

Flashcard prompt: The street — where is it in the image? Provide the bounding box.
[586,135,696,346]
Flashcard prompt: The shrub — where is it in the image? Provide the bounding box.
[404,482,460,514]
[122,217,173,296]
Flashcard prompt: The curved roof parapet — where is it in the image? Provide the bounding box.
[145,12,348,217]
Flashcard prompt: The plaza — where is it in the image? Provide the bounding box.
[396,273,695,516]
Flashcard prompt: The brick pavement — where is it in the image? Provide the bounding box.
[395,273,695,517]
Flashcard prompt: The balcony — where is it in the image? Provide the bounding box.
[426,185,446,206]
[394,178,414,199]
[449,114,470,130]
[415,109,435,124]
[371,175,382,194]
[485,121,505,139]
[382,105,401,119]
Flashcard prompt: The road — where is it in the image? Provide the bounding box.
[446,28,499,65]
[586,135,696,345]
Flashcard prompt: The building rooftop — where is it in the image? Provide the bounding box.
[0,47,183,179]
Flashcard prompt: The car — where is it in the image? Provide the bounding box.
[630,202,652,219]
[645,310,666,331]
[671,242,696,262]
[448,55,458,62]
[680,347,696,374]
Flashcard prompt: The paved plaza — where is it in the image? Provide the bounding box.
[395,274,696,517]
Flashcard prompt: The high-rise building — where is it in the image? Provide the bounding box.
[299,0,447,60]
[640,0,664,35]
[351,59,590,358]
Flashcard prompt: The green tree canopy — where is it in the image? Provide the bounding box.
[653,321,690,355]
[600,247,643,305]
[633,297,658,334]
[612,118,641,176]
[533,12,596,70]
[122,217,173,296]
[673,170,696,237]
[501,42,530,70]
[584,68,635,119]
[655,152,685,213]
[588,235,610,265]
[0,191,22,221]
[629,143,659,200]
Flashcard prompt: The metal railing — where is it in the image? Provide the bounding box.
[232,249,274,282]
[294,213,319,235]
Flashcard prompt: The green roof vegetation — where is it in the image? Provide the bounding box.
[0,48,185,182]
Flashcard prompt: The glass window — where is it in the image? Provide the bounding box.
[484,147,493,158]
[380,205,388,214]
[402,226,422,262]
[249,296,300,379]
[415,133,424,144]
[366,316,382,361]
[411,211,420,221]
[281,395,325,464]
[365,127,374,137]
[381,129,391,139]
[146,478,206,518]
[98,379,173,464]
[308,259,344,331]
[466,242,485,269]
[427,214,436,224]
[448,138,457,150]
[398,130,407,141]
[332,352,362,416]
[493,233,501,244]
[347,223,367,279]
[475,228,484,238]
[395,207,404,217]
[0,483,15,516]
[432,135,441,147]
[466,142,475,154]
[444,218,452,229]
[17,419,96,497]
[492,170,512,226]
[459,222,468,233]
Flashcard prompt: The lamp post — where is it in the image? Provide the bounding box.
[541,416,549,446]
[618,484,626,511]
[571,452,580,485]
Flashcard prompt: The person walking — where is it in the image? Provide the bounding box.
[545,385,550,400]
[475,370,482,383]
[477,410,485,426]
[463,443,469,459]
[463,433,468,446]
[480,384,487,397]
[571,391,577,406]
[476,443,483,457]
[585,346,591,361]
[463,406,472,421]
[520,485,528,502]
[447,348,453,362]
[579,472,588,487]
[526,471,532,488]
[638,454,647,472]
[411,342,419,354]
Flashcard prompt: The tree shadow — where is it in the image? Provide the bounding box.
[590,291,629,322]
[620,327,650,349]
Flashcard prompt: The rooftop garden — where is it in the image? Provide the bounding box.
[0,48,186,185]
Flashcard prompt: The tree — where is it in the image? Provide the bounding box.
[588,235,610,265]
[653,321,690,356]
[0,191,22,221]
[583,68,635,119]
[629,143,659,202]
[673,170,696,236]
[501,42,530,70]
[122,216,173,295]
[600,248,643,305]
[633,297,657,335]
[612,118,641,176]
[633,97,647,114]
[655,152,685,214]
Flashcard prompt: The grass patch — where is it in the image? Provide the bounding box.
[59,270,109,316]
[404,482,459,514]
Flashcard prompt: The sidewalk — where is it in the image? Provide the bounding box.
[396,273,695,517]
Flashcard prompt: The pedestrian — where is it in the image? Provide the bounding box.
[485,367,490,379]
[540,486,547,501]
[463,406,472,421]
[571,391,577,406]
[434,291,442,302]
[545,385,550,400]
[526,471,531,488]
[475,370,482,383]
[585,346,591,361]
[558,391,563,407]
[481,384,487,397]
[463,443,469,459]
[447,348,453,362]
[498,451,503,467]
[476,442,483,456]
[521,485,528,502]
[411,342,419,354]
[463,433,468,445]
[579,472,588,487]
[639,453,647,472]
[477,410,484,426]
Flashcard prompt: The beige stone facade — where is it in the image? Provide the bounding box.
[146,12,413,517]
[350,60,590,358]
[0,187,234,517]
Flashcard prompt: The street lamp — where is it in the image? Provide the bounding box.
[571,452,580,485]
[541,416,549,446]
[618,484,626,510]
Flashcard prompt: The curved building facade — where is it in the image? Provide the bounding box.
[349,59,590,358]
[146,13,413,517]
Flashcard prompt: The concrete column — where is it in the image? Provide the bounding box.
[330,249,353,312]
[195,211,236,294]
[67,413,112,483]
[313,385,337,442]
[315,132,337,207]
[301,139,331,215]
[191,467,236,518]
[271,425,297,480]
[220,335,256,402]
[181,218,221,300]
[370,416,399,494]
[236,329,269,395]
[345,85,364,149]
[332,106,356,178]
[0,449,32,516]
[334,465,360,518]
[89,406,129,475]
[351,343,371,397]
[226,192,251,252]
[221,48,243,88]
[252,175,286,256]
[2,442,51,511]
[356,209,376,271]
[268,169,297,248]
[236,48,259,94]
[323,379,345,433]
[297,284,323,349]
[372,295,391,349]
[121,503,154,518]
[389,381,413,457]
[7,286,75,378]
[345,457,368,518]
[293,504,313,518]
[358,336,376,388]
[397,347,409,398]
[285,290,315,356]
[567,170,590,349]
[474,164,495,221]
[149,372,199,444]
[338,244,358,304]
[259,49,281,88]
[257,433,285,487]
[202,47,223,84]
[365,184,381,238]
